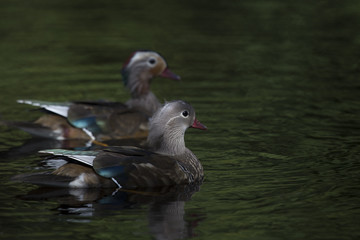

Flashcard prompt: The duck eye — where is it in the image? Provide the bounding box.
[181,110,189,118]
[148,58,156,65]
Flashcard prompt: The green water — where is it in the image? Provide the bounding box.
[1,0,360,239]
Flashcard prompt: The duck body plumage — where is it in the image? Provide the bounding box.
[8,50,180,141]
[23,145,203,189]
[14,101,206,189]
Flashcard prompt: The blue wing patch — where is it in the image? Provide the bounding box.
[71,116,102,134]
[96,166,126,178]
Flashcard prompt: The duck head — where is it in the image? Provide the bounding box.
[121,51,180,97]
[147,100,206,155]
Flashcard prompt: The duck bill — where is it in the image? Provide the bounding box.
[191,118,207,130]
[160,67,181,80]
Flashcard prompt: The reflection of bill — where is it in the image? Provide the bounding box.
[17,182,204,240]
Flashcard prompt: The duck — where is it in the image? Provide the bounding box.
[11,50,180,141]
[13,100,207,189]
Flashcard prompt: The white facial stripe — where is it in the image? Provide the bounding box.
[127,52,160,68]
[126,52,142,68]
[166,115,179,126]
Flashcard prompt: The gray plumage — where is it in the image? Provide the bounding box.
[10,51,180,140]
[13,100,206,189]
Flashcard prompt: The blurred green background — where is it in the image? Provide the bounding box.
[0,1,360,239]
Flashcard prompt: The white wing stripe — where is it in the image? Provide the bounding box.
[17,100,70,117]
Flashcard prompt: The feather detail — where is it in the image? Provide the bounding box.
[17,100,70,117]
[39,149,98,166]
[12,172,75,188]
[15,101,205,189]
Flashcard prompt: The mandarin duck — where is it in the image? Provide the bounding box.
[14,100,207,189]
[11,50,180,142]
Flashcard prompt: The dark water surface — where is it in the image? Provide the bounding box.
[1,1,360,239]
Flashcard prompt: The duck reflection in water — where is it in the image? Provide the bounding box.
[19,183,205,240]
[13,100,207,239]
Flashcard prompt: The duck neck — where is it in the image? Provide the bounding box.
[148,125,187,156]
[126,91,161,117]
[122,68,151,98]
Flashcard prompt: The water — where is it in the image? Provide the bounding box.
[1,0,360,239]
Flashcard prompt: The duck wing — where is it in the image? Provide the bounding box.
[93,147,190,189]
[67,102,146,137]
